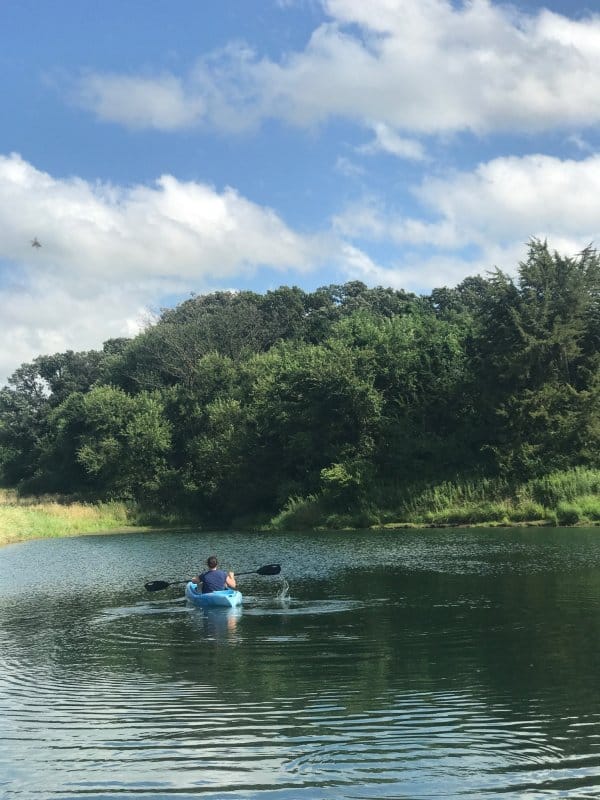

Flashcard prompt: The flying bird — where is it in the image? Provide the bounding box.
[31,237,41,248]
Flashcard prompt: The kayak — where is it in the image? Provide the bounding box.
[185,582,243,608]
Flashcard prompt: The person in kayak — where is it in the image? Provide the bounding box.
[194,555,236,594]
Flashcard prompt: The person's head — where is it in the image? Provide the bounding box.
[207,555,218,569]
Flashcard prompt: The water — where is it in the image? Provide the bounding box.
[2,527,600,798]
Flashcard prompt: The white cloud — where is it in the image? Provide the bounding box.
[0,153,329,383]
[340,249,504,293]
[0,277,149,383]
[4,146,600,382]
[334,152,600,289]
[0,153,321,277]
[306,0,600,134]
[72,1,600,137]
[76,73,205,131]
[415,153,600,248]
[568,133,593,153]
[358,123,427,161]
[334,156,365,177]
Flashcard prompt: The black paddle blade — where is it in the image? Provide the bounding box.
[145,580,171,592]
[256,564,281,576]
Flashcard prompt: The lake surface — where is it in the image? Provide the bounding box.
[2,528,600,799]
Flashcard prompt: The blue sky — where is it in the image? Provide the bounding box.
[2,0,600,383]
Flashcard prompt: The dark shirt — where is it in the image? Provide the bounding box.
[199,569,228,593]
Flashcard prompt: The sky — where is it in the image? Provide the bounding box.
[2,0,600,384]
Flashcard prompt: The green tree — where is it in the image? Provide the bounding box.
[34,349,106,405]
[474,240,600,476]
[333,310,474,481]
[249,339,383,509]
[73,386,172,501]
[0,362,51,485]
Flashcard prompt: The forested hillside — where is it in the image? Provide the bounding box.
[2,240,599,528]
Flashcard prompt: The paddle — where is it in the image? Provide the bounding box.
[144,563,281,593]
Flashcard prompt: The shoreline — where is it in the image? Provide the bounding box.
[2,516,599,549]
[2,478,600,548]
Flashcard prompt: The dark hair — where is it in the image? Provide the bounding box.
[207,555,218,569]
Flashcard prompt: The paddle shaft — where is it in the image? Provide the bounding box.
[145,563,280,592]
[237,569,269,576]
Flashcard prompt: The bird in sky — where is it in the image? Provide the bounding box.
[31,237,41,248]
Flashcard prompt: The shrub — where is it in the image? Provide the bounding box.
[577,496,600,521]
[556,502,581,525]
[270,494,324,530]
[508,502,546,522]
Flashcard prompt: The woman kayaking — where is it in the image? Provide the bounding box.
[193,555,236,594]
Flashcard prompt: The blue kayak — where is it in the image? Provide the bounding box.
[185,582,243,608]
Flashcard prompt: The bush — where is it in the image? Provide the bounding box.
[576,496,600,522]
[325,509,380,529]
[270,494,324,530]
[556,502,581,525]
[508,502,546,522]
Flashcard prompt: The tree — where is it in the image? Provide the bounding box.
[248,339,383,508]
[331,310,475,481]
[0,349,111,488]
[474,240,600,477]
[0,362,51,485]
[72,386,172,501]
[34,350,106,405]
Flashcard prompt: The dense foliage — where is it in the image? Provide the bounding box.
[1,241,599,527]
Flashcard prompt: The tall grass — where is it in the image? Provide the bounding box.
[523,467,600,508]
[5,466,600,539]
[0,489,134,546]
[267,468,600,530]
[378,467,600,527]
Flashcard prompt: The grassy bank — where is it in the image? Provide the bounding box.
[383,467,600,528]
[269,467,600,530]
[0,489,138,546]
[3,466,600,545]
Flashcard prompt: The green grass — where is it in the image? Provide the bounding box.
[524,468,600,508]
[5,466,600,541]
[268,468,600,530]
[0,489,136,546]
[377,468,600,528]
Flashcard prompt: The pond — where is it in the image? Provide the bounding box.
[2,527,600,799]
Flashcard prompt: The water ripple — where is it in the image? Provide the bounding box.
[3,529,600,798]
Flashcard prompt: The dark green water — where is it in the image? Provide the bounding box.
[2,528,600,799]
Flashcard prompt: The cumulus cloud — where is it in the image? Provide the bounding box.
[267,0,600,134]
[0,276,149,384]
[0,153,329,383]
[334,152,600,289]
[4,147,600,382]
[414,153,600,247]
[72,1,600,137]
[0,153,321,277]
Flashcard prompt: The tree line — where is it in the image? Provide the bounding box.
[1,239,599,527]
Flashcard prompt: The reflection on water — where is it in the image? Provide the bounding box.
[2,528,600,798]
[192,606,242,639]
